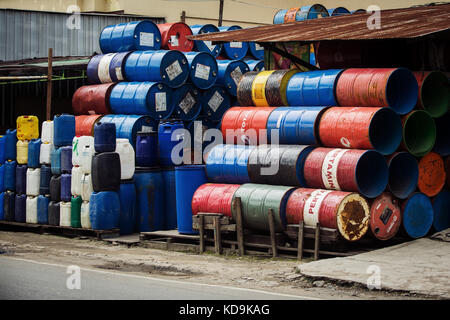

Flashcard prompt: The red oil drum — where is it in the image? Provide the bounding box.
[191,183,240,217]
[75,115,103,137]
[158,22,194,52]
[220,107,276,145]
[446,157,450,188]
[413,71,449,118]
[303,148,388,199]
[418,152,446,197]
[285,188,370,241]
[72,83,116,115]
[369,193,401,241]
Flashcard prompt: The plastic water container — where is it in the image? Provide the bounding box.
[50,175,61,202]
[4,191,15,221]
[0,192,4,220]
[4,160,17,191]
[162,168,177,230]
[81,174,93,201]
[94,122,116,153]
[72,136,94,167]
[5,129,17,160]
[26,168,40,196]
[27,139,41,168]
[71,166,82,196]
[15,193,26,222]
[89,191,120,230]
[16,116,39,141]
[50,147,62,175]
[39,165,52,195]
[92,152,121,192]
[60,201,71,227]
[158,121,184,166]
[71,196,82,228]
[48,201,60,226]
[116,139,135,180]
[40,143,53,165]
[0,165,4,193]
[136,131,158,167]
[118,181,136,235]
[53,114,75,147]
[60,146,72,174]
[26,196,38,224]
[41,120,54,144]
[37,195,50,224]
[0,135,6,164]
[16,140,29,164]
[81,201,91,229]
[15,165,27,195]
[61,174,72,202]
[77,137,95,174]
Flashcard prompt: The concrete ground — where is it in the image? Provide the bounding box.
[298,238,450,299]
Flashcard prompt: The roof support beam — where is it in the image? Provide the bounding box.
[258,42,319,70]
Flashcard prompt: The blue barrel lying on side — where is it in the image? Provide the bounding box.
[295,5,330,21]
[218,25,248,60]
[87,52,132,84]
[216,60,250,97]
[173,84,202,121]
[136,131,158,167]
[184,51,218,90]
[89,191,120,230]
[15,165,27,195]
[109,81,175,120]
[190,24,222,57]
[99,20,161,53]
[27,139,41,169]
[53,114,75,148]
[248,42,265,60]
[244,59,265,72]
[328,7,351,16]
[158,120,185,167]
[201,86,232,122]
[124,50,189,88]
[37,195,50,224]
[273,9,288,24]
[118,181,137,235]
[401,193,434,238]
[432,190,450,232]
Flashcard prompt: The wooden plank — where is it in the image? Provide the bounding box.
[267,209,278,258]
[314,223,320,261]
[199,215,205,253]
[213,216,222,254]
[234,197,245,256]
[297,221,304,261]
[192,222,236,232]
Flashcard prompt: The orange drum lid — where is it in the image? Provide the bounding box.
[418,152,446,197]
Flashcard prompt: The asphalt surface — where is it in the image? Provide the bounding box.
[0,256,314,300]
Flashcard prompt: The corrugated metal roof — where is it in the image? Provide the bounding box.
[189,4,450,42]
[0,9,165,61]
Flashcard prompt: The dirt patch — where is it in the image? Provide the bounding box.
[94,260,200,277]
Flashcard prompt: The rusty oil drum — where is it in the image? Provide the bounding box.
[191,183,240,217]
[285,188,370,241]
[75,115,103,137]
[72,83,116,115]
[265,69,299,106]
[369,193,401,241]
[417,152,446,197]
[386,152,419,200]
[237,72,258,106]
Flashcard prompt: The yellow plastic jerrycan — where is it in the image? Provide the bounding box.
[16,140,29,164]
[17,115,39,141]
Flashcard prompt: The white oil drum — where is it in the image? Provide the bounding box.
[26,167,41,196]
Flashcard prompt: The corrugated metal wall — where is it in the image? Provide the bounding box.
[0,9,165,61]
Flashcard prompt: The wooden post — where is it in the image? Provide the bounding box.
[297,221,304,261]
[314,223,320,261]
[46,48,53,121]
[234,197,245,256]
[218,0,224,27]
[268,209,278,258]
[199,215,205,253]
[213,215,222,254]
[180,10,186,23]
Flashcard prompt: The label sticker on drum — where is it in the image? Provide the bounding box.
[208,91,224,112]
[303,190,333,226]
[204,41,216,53]
[141,126,154,133]
[255,43,264,51]
[155,92,167,112]
[230,42,242,48]
[170,35,179,47]
[230,67,243,86]
[166,60,183,81]
[194,63,211,81]
[179,92,196,114]
[140,32,154,47]
[115,67,123,81]
[321,149,348,190]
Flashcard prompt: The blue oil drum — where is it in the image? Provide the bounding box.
[15,193,26,222]
[200,86,231,122]
[0,164,4,193]
[99,20,161,54]
[296,5,330,21]
[109,51,132,82]
[4,160,17,191]
[39,165,52,195]
[91,152,121,192]
[184,51,218,90]
[94,122,116,153]
[61,174,72,202]
[248,43,264,60]
[432,190,450,232]
[86,54,103,84]
[50,175,61,202]
[216,60,250,96]
[87,52,132,84]
[134,168,165,232]
[60,146,72,174]
[110,81,175,120]
[266,107,327,145]
[124,50,189,88]
[162,167,177,230]
[328,7,351,16]
[158,120,185,167]
[50,147,62,175]
[0,192,4,220]
[244,59,265,72]
[89,191,120,230]
[136,131,158,167]
[218,25,248,60]
[27,139,41,169]
[118,181,136,235]
[206,144,256,184]
[273,9,288,24]
[0,135,5,163]
[48,201,60,226]
[4,191,15,221]
[190,24,222,57]
[15,165,27,195]
[37,195,50,224]
[402,193,434,238]
[173,84,202,121]
[100,115,157,148]
[5,129,17,161]
[53,114,75,147]
[286,69,344,106]
[175,165,207,234]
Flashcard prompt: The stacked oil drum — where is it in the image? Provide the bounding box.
[273,4,361,24]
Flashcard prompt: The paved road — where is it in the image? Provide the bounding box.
[0,256,316,300]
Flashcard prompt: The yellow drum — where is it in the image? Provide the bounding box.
[251,70,275,107]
